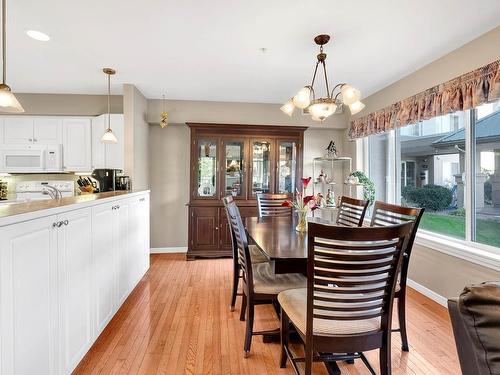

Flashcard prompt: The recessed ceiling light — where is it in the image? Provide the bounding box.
[26,30,50,41]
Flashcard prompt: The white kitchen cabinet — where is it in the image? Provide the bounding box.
[57,208,93,374]
[0,192,150,375]
[114,200,131,305]
[91,114,125,171]
[3,117,34,144]
[34,117,63,144]
[0,215,59,375]
[63,118,92,172]
[129,194,150,283]
[91,115,106,169]
[92,202,117,335]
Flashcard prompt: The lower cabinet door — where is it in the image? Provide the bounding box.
[128,194,150,286]
[190,206,219,253]
[114,200,131,305]
[57,208,93,374]
[0,215,58,375]
[92,203,116,335]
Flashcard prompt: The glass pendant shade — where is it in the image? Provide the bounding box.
[280,99,295,116]
[308,99,337,121]
[292,87,311,109]
[101,128,118,144]
[341,85,361,105]
[0,87,24,113]
[349,100,365,115]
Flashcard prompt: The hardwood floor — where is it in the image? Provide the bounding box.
[74,254,460,374]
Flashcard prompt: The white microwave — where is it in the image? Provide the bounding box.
[0,144,63,173]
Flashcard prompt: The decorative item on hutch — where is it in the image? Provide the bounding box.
[282,177,318,232]
[325,140,338,158]
[280,34,365,121]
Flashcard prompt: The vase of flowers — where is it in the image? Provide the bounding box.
[282,177,319,232]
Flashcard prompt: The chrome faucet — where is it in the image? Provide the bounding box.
[42,186,62,199]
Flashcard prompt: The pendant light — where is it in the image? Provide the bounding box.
[101,68,118,144]
[0,0,23,113]
[160,94,168,128]
[281,34,365,121]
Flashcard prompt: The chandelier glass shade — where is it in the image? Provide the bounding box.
[280,34,365,122]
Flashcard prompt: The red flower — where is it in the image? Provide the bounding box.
[281,200,292,207]
[303,195,315,205]
[308,200,319,211]
[301,177,311,190]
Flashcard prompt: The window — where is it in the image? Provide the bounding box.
[396,113,467,239]
[368,132,396,204]
[364,100,500,252]
[472,101,500,248]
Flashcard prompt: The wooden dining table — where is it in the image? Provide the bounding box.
[245,215,334,274]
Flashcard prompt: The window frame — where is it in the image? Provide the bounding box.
[361,108,500,271]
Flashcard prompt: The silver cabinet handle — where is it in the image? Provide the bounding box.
[52,222,58,228]
[57,221,64,227]
[28,138,33,142]
[63,220,69,226]
[33,138,37,142]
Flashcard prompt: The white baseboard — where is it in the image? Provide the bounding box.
[150,247,188,254]
[407,278,448,308]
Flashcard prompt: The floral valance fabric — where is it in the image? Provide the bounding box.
[349,59,500,139]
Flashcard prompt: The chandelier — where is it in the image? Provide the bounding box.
[280,34,365,121]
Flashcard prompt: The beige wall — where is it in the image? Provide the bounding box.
[409,244,500,298]
[123,84,150,190]
[147,99,348,130]
[149,123,349,249]
[351,26,500,121]
[149,124,190,248]
[14,93,123,116]
[348,26,500,298]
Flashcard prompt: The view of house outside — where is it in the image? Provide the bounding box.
[368,100,500,248]
[399,100,500,247]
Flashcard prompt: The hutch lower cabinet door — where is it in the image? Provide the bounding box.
[186,123,306,260]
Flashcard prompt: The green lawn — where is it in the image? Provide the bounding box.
[420,212,500,248]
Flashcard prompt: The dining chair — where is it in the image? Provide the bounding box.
[223,195,306,358]
[257,193,292,218]
[279,221,412,375]
[223,195,269,312]
[336,195,369,227]
[369,201,424,352]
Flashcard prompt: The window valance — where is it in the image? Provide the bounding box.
[349,60,500,139]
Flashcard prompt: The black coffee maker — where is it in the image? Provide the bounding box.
[91,169,122,192]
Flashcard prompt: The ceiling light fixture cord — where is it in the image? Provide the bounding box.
[107,71,111,130]
[2,0,6,84]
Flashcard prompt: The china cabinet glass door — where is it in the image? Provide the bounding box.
[222,140,246,198]
[277,141,297,194]
[196,139,218,198]
[251,140,272,196]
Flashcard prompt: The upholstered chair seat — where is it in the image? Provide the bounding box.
[278,288,381,336]
[249,245,268,264]
[252,263,306,295]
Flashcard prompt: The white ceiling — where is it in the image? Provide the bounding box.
[8,0,500,102]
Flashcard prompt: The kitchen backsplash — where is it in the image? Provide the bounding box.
[0,174,80,199]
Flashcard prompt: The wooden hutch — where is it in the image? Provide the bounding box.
[187,123,306,260]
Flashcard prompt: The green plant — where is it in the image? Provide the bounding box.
[402,184,452,211]
[449,208,465,217]
[350,171,375,205]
